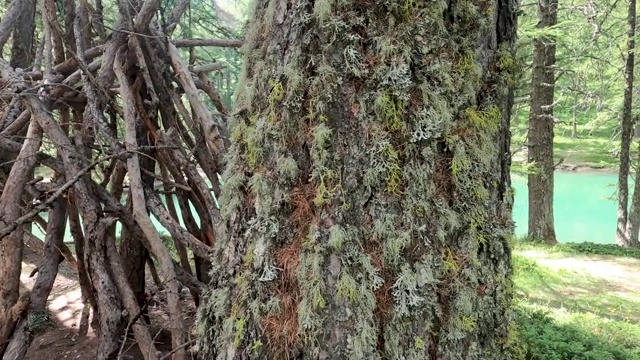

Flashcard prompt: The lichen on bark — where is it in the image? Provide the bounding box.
[197,0,517,359]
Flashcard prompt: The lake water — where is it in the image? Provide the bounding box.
[512,172,621,244]
[33,172,621,245]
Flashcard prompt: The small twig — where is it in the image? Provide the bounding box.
[553,156,566,169]
[159,340,196,360]
[116,286,161,360]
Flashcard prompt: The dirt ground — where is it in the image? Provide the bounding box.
[518,249,640,292]
[20,247,197,360]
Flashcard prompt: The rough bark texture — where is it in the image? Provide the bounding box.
[527,0,558,244]
[625,149,640,245]
[3,197,67,360]
[197,1,517,359]
[617,0,636,246]
[9,0,37,69]
[0,0,26,50]
[0,119,42,355]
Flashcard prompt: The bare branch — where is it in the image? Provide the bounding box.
[173,38,243,48]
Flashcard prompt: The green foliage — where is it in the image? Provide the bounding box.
[26,310,54,334]
[512,251,640,360]
[514,305,640,360]
[512,0,629,170]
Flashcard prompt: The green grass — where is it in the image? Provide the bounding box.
[514,240,640,260]
[511,107,627,170]
[512,242,640,359]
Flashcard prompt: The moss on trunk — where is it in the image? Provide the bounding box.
[197,0,518,358]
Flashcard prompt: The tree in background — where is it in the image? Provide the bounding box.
[527,0,558,244]
[616,0,639,247]
[196,0,518,358]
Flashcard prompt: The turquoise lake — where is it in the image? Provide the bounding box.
[512,172,620,244]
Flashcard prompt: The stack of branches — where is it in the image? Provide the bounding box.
[0,0,241,359]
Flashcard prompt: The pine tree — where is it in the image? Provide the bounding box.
[196,0,518,358]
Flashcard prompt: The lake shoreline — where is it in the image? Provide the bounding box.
[555,162,618,174]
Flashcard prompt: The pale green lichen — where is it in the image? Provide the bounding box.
[328,224,347,250]
[336,272,359,303]
[276,155,299,181]
[197,0,516,357]
[313,0,334,22]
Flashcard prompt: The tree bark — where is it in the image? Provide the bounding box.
[624,150,640,246]
[196,1,517,359]
[9,0,37,69]
[0,0,26,50]
[115,50,186,360]
[0,119,42,355]
[3,196,67,360]
[527,0,558,244]
[618,0,637,246]
[24,95,123,360]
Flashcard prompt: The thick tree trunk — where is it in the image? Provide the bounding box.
[527,0,558,244]
[618,0,637,246]
[197,1,517,359]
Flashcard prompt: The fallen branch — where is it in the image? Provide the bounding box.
[158,340,196,360]
[172,38,242,48]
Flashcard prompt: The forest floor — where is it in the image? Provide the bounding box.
[17,241,640,359]
[512,242,640,359]
[20,246,197,360]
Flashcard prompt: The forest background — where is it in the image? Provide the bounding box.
[0,0,639,359]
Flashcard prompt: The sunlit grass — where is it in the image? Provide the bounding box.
[513,243,640,359]
[510,107,635,170]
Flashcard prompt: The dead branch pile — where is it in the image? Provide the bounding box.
[0,0,240,359]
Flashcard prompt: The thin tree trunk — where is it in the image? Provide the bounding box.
[106,230,159,360]
[24,95,123,360]
[115,50,186,360]
[618,0,637,246]
[0,0,26,50]
[528,0,558,244]
[3,197,67,360]
[625,143,640,246]
[0,119,42,356]
[9,0,37,69]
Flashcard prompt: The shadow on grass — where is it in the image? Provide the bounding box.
[513,254,640,323]
[514,304,640,360]
[513,249,640,359]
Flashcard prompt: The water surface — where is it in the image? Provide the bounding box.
[512,172,620,244]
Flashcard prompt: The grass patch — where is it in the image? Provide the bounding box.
[511,107,627,170]
[513,248,640,359]
[514,240,640,260]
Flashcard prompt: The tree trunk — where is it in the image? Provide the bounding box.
[0,0,26,50]
[527,0,558,244]
[196,1,517,359]
[618,0,637,246]
[0,119,42,355]
[9,0,36,69]
[624,150,640,246]
[3,196,67,360]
